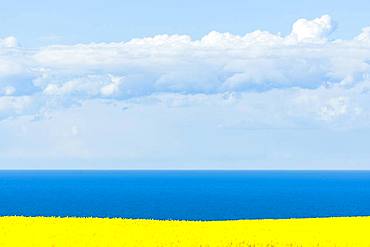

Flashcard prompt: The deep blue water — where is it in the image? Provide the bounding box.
[0,171,370,220]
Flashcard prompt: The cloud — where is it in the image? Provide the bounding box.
[0,96,34,119]
[0,36,17,48]
[100,75,124,96]
[355,27,370,41]
[287,15,336,43]
[0,86,16,96]
[0,15,370,128]
[2,90,370,169]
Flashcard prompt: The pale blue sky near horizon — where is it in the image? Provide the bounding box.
[1,1,370,169]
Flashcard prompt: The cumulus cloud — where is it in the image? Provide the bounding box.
[287,15,336,43]
[0,15,370,127]
[355,27,370,41]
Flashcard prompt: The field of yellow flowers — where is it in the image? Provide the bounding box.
[0,216,369,246]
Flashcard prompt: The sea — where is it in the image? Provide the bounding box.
[0,170,370,220]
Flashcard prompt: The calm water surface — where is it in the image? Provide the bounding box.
[0,170,369,220]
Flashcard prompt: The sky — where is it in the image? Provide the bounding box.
[1,1,370,169]
[2,0,370,47]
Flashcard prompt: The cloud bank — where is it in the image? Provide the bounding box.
[1,15,370,126]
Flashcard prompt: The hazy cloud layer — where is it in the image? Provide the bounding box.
[1,15,370,126]
[2,15,370,168]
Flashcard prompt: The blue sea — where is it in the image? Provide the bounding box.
[0,170,370,220]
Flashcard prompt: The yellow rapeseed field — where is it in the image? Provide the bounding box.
[0,216,369,246]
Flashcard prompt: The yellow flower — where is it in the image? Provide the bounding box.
[0,216,368,246]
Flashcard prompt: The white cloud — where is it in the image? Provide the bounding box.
[0,15,370,128]
[100,75,124,96]
[0,96,34,119]
[0,36,17,48]
[287,15,336,43]
[1,86,16,96]
[319,97,349,121]
[29,15,353,98]
[355,27,370,42]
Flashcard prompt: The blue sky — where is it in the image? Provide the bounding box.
[1,0,370,46]
[1,1,370,169]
